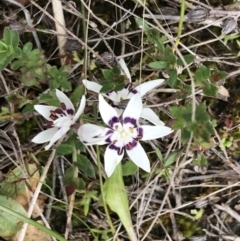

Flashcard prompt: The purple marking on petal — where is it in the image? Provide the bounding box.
[106,90,114,96]
[105,130,114,143]
[125,139,137,150]
[55,108,65,115]
[109,144,123,155]
[108,116,119,128]
[67,109,74,115]
[124,117,137,127]
[130,89,138,94]
[61,102,66,110]
[44,121,53,128]
[105,136,112,143]
[49,111,58,120]
[106,130,114,135]
[137,127,143,139]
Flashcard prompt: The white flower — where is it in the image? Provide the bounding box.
[83,58,165,126]
[32,89,86,150]
[78,94,173,177]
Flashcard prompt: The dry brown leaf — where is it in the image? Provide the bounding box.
[216,86,229,101]
[11,221,52,241]
[32,194,47,218]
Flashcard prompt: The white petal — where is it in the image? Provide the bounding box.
[114,108,124,117]
[44,126,70,150]
[134,79,165,97]
[56,89,74,112]
[141,108,165,126]
[32,128,58,143]
[126,142,150,173]
[104,145,124,177]
[54,116,72,128]
[116,87,130,100]
[34,105,57,121]
[99,94,120,128]
[78,123,110,145]
[118,58,131,82]
[140,125,173,141]
[73,95,86,121]
[106,91,120,102]
[82,79,102,93]
[123,94,142,124]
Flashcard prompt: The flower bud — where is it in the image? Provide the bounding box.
[9,22,25,33]
[186,7,210,23]
[95,52,116,66]
[221,17,237,35]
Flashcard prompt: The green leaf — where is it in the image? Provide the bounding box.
[195,104,209,122]
[0,40,8,52]
[187,121,198,132]
[22,42,33,54]
[181,128,191,142]
[167,69,178,88]
[135,17,151,32]
[155,147,163,161]
[5,94,27,107]
[59,79,72,90]
[164,151,179,167]
[0,204,67,241]
[76,154,95,178]
[22,103,35,114]
[0,58,12,70]
[66,135,85,152]
[170,106,185,129]
[28,49,42,61]
[104,163,137,241]
[102,69,114,82]
[177,54,195,65]
[21,77,40,88]
[112,66,121,75]
[0,196,27,238]
[100,82,115,93]
[202,83,218,96]
[195,65,209,84]
[70,85,85,105]
[56,144,73,156]
[11,59,22,70]
[113,81,125,92]
[0,163,39,199]
[49,66,59,77]
[64,166,78,196]
[148,29,165,52]
[122,161,138,176]
[148,61,168,70]
[164,46,176,64]
[11,30,19,49]
[3,27,12,45]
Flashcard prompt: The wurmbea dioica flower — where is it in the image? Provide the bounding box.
[83,58,165,126]
[78,94,173,177]
[32,89,86,150]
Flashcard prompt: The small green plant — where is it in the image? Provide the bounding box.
[0,27,72,90]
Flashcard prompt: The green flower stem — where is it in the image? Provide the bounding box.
[0,204,67,241]
[96,145,116,235]
[174,0,185,50]
[104,163,138,241]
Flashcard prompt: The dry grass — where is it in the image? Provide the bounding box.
[1,0,240,241]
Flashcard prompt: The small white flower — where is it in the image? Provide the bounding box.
[32,89,86,150]
[83,58,165,126]
[78,94,173,177]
